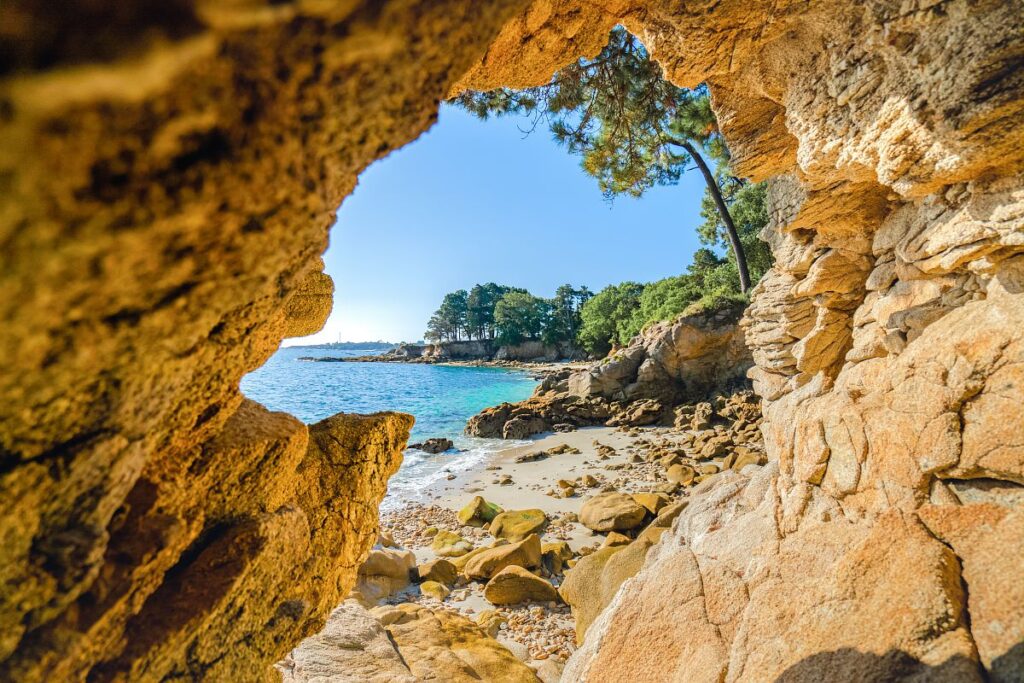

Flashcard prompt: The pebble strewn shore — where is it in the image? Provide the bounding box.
[364,390,765,674]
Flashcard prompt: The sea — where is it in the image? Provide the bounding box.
[240,346,537,509]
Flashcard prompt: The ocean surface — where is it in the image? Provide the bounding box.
[240,346,536,508]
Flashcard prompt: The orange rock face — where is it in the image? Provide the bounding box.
[1,0,1022,680]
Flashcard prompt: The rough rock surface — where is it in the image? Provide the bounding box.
[483,565,560,605]
[371,339,580,362]
[571,303,752,402]
[488,508,548,541]
[278,601,417,683]
[559,523,670,643]
[353,545,417,603]
[463,534,542,581]
[2,0,1022,679]
[578,493,648,532]
[281,600,540,682]
[374,604,541,682]
[458,495,504,526]
[467,305,752,438]
[460,0,1024,680]
[0,0,522,678]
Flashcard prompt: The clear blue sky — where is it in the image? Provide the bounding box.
[289,104,708,345]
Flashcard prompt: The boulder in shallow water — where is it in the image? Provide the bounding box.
[409,437,455,454]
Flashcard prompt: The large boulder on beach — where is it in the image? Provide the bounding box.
[360,547,416,581]
[542,541,574,575]
[277,600,417,683]
[417,558,458,587]
[631,492,671,515]
[458,496,504,527]
[489,509,548,541]
[463,534,542,581]
[450,543,496,572]
[666,463,696,486]
[579,493,647,532]
[354,547,417,603]
[431,531,473,557]
[420,581,450,601]
[503,416,549,440]
[484,566,560,605]
[371,604,540,683]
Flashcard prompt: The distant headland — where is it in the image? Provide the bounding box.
[289,340,403,351]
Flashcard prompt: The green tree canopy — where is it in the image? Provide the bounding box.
[545,284,593,345]
[427,282,592,346]
[577,282,645,356]
[622,274,703,341]
[425,289,469,342]
[466,283,518,340]
[698,175,773,288]
[494,291,551,345]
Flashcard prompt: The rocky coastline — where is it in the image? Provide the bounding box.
[301,339,585,366]
[300,352,584,376]
[277,305,767,680]
[4,0,1021,680]
[279,387,765,681]
[467,304,751,439]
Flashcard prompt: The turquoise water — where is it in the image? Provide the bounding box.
[240,346,536,507]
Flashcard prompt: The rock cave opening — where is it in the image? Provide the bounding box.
[1,2,1021,682]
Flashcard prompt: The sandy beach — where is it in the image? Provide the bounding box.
[376,423,697,673]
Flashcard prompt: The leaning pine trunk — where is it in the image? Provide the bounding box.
[680,141,752,293]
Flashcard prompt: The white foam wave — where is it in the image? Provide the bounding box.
[380,436,529,512]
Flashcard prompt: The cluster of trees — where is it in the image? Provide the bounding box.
[425,283,593,347]
[576,178,772,356]
[452,26,775,357]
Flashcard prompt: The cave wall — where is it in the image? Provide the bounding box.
[0,1,527,679]
[1,0,1021,681]
[453,0,1023,680]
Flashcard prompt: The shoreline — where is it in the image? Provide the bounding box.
[298,354,589,379]
[285,387,764,680]
[377,423,689,672]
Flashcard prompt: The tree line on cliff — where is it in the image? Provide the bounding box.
[424,177,769,356]
[425,283,593,347]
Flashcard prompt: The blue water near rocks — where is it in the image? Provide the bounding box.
[240,346,536,508]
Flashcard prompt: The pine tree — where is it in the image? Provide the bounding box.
[455,27,752,292]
